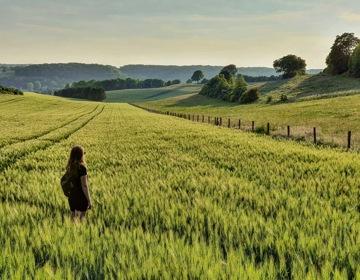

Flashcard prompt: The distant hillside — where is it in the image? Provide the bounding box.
[119,64,323,82]
[14,63,127,80]
[0,63,128,93]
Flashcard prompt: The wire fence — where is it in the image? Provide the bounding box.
[130,103,358,152]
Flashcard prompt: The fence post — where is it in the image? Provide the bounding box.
[238,119,241,130]
[228,119,231,128]
[313,127,317,144]
[220,117,222,126]
[202,115,204,123]
[208,116,210,124]
[267,123,270,135]
[197,115,199,122]
[287,126,290,138]
[348,131,351,150]
[252,121,255,132]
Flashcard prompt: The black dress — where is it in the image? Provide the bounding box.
[68,165,88,212]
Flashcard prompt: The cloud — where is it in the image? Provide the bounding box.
[339,11,360,23]
[0,0,349,68]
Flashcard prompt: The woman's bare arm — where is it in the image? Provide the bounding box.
[80,175,92,209]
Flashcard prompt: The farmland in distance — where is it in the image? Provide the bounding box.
[1,93,360,279]
[133,75,360,151]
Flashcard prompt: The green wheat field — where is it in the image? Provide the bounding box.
[1,92,359,279]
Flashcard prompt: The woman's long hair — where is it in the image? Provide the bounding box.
[66,145,86,178]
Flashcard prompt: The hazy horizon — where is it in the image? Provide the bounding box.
[1,0,360,69]
[0,62,325,70]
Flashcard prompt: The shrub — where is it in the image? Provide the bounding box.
[254,125,267,134]
[0,85,24,95]
[280,94,288,101]
[266,96,273,103]
[240,88,259,104]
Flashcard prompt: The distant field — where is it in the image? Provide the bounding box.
[1,93,360,279]
[105,83,202,103]
[136,75,360,150]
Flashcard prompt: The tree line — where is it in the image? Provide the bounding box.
[70,77,181,91]
[53,87,106,101]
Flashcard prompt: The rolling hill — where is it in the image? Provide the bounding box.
[119,64,323,83]
[0,63,128,92]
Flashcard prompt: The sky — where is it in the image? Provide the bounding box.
[1,0,360,69]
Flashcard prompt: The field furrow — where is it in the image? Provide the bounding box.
[0,104,101,148]
[0,98,23,105]
[0,104,104,173]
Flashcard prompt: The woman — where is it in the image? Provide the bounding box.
[65,145,92,221]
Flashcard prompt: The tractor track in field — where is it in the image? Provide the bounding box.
[0,104,103,149]
[0,104,101,149]
[0,98,23,105]
[0,105,105,173]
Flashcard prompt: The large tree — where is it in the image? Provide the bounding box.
[221,64,237,76]
[348,43,360,78]
[273,54,306,78]
[325,32,360,75]
[219,69,235,84]
[191,70,204,83]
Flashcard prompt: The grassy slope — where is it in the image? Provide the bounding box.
[257,73,360,101]
[1,93,360,278]
[135,74,360,150]
[105,83,202,103]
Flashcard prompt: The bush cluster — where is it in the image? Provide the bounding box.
[199,66,259,104]
[0,85,23,95]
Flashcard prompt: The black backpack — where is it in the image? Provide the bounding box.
[60,173,74,197]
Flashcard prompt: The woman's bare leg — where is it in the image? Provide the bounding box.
[79,211,87,221]
[70,211,76,221]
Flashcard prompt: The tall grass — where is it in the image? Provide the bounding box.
[1,93,359,279]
